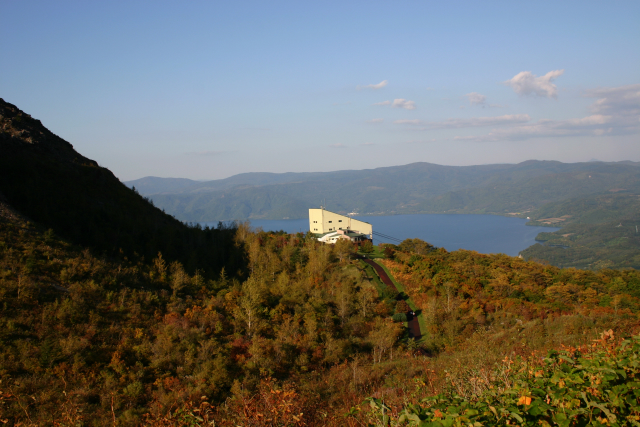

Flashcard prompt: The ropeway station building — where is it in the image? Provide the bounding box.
[309,207,372,244]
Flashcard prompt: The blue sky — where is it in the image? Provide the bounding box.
[2,0,639,181]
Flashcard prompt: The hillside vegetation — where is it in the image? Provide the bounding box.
[2,212,639,425]
[522,192,640,270]
[2,99,639,425]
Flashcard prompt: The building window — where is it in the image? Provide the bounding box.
[338,220,342,222]
[328,221,332,223]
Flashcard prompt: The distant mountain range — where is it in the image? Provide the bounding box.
[2,96,637,272]
[125,161,640,222]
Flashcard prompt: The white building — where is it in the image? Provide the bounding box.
[309,207,372,244]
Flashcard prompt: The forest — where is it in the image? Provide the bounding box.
[522,192,640,270]
[1,212,639,425]
[2,98,639,425]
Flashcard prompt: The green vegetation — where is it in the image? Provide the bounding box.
[2,99,640,425]
[365,332,640,426]
[378,243,640,354]
[522,193,640,270]
[374,259,428,343]
[0,218,414,425]
[358,241,381,258]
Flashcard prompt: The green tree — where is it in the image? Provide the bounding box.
[360,240,375,256]
[334,238,355,263]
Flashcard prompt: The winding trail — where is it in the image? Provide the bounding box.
[361,258,422,340]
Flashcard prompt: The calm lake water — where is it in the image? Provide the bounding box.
[203,214,559,257]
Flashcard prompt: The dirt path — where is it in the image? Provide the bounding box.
[362,258,422,340]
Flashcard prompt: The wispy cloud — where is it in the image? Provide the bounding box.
[455,84,640,142]
[433,114,530,129]
[394,119,422,125]
[367,118,384,123]
[466,92,486,105]
[394,114,530,129]
[504,69,565,98]
[357,80,388,90]
[392,99,417,110]
[361,142,376,146]
[374,99,417,109]
[452,115,613,142]
[585,84,640,117]
[329,143,347,148]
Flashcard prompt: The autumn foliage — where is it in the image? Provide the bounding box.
[1,212,639,425]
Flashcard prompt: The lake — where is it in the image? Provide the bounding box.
[203,214,559,257]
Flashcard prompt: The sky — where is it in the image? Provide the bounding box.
[2,1,639,181]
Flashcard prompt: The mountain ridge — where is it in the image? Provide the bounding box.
[0,98,242,277]
[126,160,640,222]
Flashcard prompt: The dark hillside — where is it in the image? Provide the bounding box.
[0,99,242,276]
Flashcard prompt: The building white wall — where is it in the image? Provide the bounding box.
[309,208,372,236]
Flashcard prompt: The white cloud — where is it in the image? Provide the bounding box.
[461,84,640,141]
[394,119,422,125]
[388,84,639,143]
[585,84,640,117]
[329,143,347,148]
[392,99,417,110]
[361,142,376,146]
[434,114,531,129]
[453,114,617,142]
[394,114,530,129]
[358,80,388,90]
[466,92,486,105]
[504,69,565,98]
[367,118,384,123]
[375,99,417,109]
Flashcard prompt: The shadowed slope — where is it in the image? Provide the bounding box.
[0,98,242,276]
